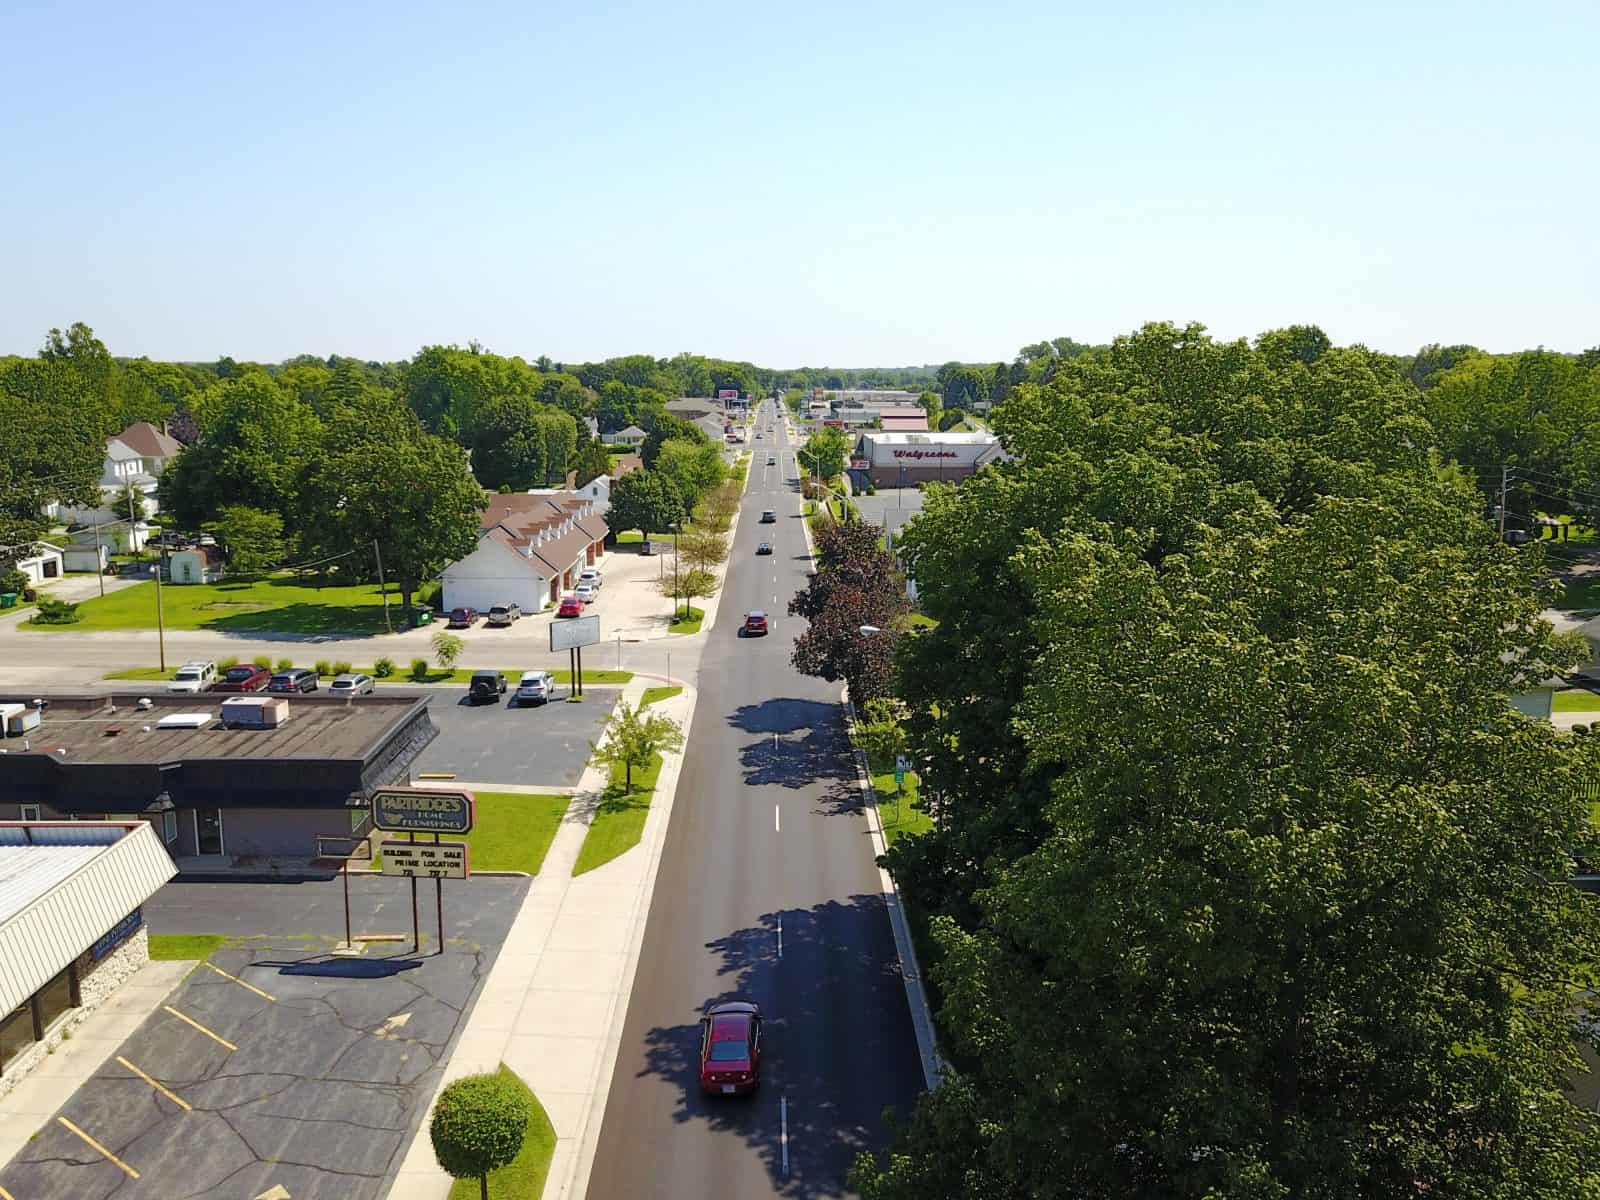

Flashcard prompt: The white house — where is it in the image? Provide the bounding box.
[53,422,184,549]
[13,543,64,586]
[537,475,613,516]
[169,546,225,585]
[61,544,109,574]
[601,424,647,448]
[442,493,610,614]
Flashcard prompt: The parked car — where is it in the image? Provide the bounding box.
[760,510,776,523]
[166,661,217,694]
[447,607,479,628]
[578,568,602,589]
[514,670,556,706]
[699,1001,763,1096]
[575,582,599,605]
[212,664,272,693]
[767,455,776,465]
[329,672,374,697]
[486,603,521,627]
[756,542,772,555]
[469,670,507,703]
[267,668,318,694]
[557,595,583,618]
[741,611,769,637]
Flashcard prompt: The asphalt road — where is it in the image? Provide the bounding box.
[586,401,924,1199]
[0,876,527,1200]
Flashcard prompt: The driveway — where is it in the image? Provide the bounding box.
[406,686,621,788]
[0,875,526,1200]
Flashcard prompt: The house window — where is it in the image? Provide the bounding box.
[19,805,40,822]
[163,810,177,843]
[34,969,75,1033]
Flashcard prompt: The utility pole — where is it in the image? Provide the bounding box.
[128,480,165,670]
[1499,465,1510,540]
[372,540,393,633]
[91,510,104,598]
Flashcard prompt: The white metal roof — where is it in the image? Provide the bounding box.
[860,430,996,445]
[0,823,177,1013]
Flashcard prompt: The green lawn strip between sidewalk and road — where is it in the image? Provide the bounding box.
[640,685,683,707]
[105,666,633,686]
[25,574,397,635]
[371,792,570,875]
[1555,690,1600,713]
[668,606,704,635]
[445,1064,556,1200]
[572,752,663,876]
[866,749,932,847]
[148,933,227,961]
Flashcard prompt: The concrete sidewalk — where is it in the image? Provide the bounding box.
[0,957,194,1173]
[387,675,697,1199]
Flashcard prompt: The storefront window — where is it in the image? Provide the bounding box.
[35,969,74,1033]
[0,1004,34,1074]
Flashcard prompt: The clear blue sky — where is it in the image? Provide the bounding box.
[3,0,1596,367]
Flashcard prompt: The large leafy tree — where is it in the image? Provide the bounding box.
[641,414,709,468]
[159,373,321,529]
[857,322,1600,1200]
[789,520,908,702]
[654,439,725,510]
[296,395,483,615]
[572,437,612,488]
[606,469,686,537]
[204,505,284,575]
[0,357,106,570]
[469,395,578,489]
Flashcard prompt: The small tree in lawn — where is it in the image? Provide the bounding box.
[432,629,464,670]
[658,567,716,620]
[591,700,685,793]
[430,1070,529,1200]
[854,697,910,825]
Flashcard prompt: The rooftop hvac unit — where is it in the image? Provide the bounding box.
[156,713,214,730]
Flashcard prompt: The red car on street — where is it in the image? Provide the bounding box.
[741,611,768,637]
[557,595,583,619]
[699,1001,763,1096]
[211,664,271,692]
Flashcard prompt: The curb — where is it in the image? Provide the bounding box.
[842,690,945,1091]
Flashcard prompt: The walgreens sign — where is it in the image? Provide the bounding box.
[891,449,959,460]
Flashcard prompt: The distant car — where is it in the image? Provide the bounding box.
[469,670,507,703]
[756,542,772,555]
[447,607,479,628]
[212,664,271,693]
[557,595,583,618]
[267,668,318,694]
[760,510,776,523]
[167,661,217,694]
[575,582,599,605]
[767,455,775,465]
[329,672,374,697]
[741,611,769,637]
[578,568,602,589]
[699,1001,763,1096]
[486,603,521,627]
[755,432,763,439]
[514,670,555,706]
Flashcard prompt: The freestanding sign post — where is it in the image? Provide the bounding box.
[551,614,601,699]
[371,787,475,955]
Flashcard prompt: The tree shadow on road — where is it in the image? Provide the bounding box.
[633,895,923,1197]
[727,699,856,791]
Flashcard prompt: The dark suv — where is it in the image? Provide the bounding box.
[267,668,318,694]
[468,671,507,704]
[447,607,479,628]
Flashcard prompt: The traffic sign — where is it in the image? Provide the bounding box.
[371,788,475,834]
[379,840,469,879]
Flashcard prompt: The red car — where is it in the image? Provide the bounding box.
[741,611,768,637]
[447,607,479,629]
[556,595,583,619]
[211,664,271,693]
[699,1001,763,1096]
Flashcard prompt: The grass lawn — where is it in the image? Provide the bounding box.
[614,530,643,544]
[573,753,662,876]
[446,1065,556,1200]
[148,933,226,961]
[1555,690,1600,713]
[1559,574,1600,614]
[374,792,569,875]
[668,606,704,635]
[867,750,932,847]
[901,612,938,631]
[641,685,683,707]
[27,574,396,635]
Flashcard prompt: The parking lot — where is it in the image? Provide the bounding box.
[0,875,526,1200]
[406,686,620,788]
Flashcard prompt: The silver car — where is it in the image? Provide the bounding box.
[330,672,375,697]
[514,670,556,706]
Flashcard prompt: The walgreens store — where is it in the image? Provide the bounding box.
[851,430,1003,489]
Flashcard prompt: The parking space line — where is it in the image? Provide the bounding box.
[202,960,276,1002]
[56,1117,139,1178]
[0,1182,15,1199]
[115,1055,192,1111]
[163,1005,237,1051]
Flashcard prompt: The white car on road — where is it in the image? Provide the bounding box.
[575,581,599,604]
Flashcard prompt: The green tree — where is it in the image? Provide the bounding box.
[204,505,284,575]
[856,321,1600,1200]
[590,699,685,792]
[572,438,613,489]
[653,440,725,511]
[296,395,483,617]
[470,395,577,489]
[658,565,717,620]
[431,629,465,669]
[797,426,851,481]
[0,355,107,572]
[914,390,942,428]
[607,470,687,538]
[641,414,709,468]
[430,1071,530,1200]
[678,526,727,574]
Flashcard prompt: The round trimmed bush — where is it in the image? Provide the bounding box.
[373,657,395,679]
[331,660,353,676]
[253,655,272,669]
[410,658,430,681]
[314,660,332,677]
[276,658,294,672]
[219,656,239,670]
[430,1071,529,1193]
